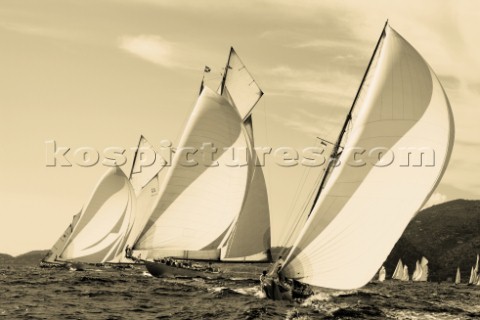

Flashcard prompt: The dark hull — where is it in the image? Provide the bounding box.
[144,261,220,278]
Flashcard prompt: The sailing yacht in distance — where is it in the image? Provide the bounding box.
[45,47,270,269]
[392,259,404,280]
[378,266,386,282]
[455,267,461,285]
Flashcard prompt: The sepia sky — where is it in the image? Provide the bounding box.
[1,0,479,256]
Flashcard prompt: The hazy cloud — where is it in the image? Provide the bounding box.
[118,35,179,68]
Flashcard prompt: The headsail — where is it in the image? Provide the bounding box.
[59,167,137,263]
[282,23,454,289]
[219,147,271,261]
[43,210,81,263]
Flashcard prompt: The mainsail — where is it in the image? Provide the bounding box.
[134,86,251,260]
[282,23,454,289]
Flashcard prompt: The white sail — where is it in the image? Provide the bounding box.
[220,48,263,121]
[392,259,404,280]
[218,51,271,262]
[43,210,81,262]
[134,87,250,259]
[412,260,421,281]
[378,266,386,282]
[282,24,454,289]
[401,265,410,281]
[219,154,271,261]
[468,266,476,285]
[455,267,461,285]
[59,167,137,263]
[418,256,429,281]
[114,174,163,263]
[271,141,333,261]
[130,135,166,193]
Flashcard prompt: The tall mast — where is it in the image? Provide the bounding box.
[308,20,389,216]
[129,134,145,180]
[220,47,234,95]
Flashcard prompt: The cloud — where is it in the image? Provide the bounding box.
[118,34,180,68]
[423,192,448,208]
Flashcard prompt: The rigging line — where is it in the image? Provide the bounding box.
[285,137,322,223]
[307,20,389,218]
[279,141,325,248]
[262,97,271,186]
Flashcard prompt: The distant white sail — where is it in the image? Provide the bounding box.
[282,24,454,290]
[134,87,250,259]
[378,266,386,282]
[401,265,410,281]
[468,266,475,285]
[60,167,137,263]
[455,267,461,285]
[412,260,421,281]
[392,259,404,280]
[419,256,429,281]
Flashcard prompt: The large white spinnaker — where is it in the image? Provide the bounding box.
[59,167,137,263]
[282,24,454,289]
[134,87,250,259]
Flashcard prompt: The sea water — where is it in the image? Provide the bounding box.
[1,264,479,319]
